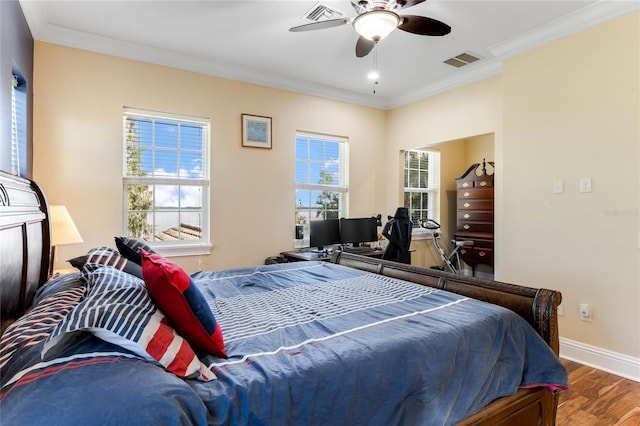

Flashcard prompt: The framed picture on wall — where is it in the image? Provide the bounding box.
[241,114,272,149]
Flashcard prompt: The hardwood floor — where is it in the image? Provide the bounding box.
[557,358,640,425]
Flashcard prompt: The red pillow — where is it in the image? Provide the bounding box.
[140,250,227,359]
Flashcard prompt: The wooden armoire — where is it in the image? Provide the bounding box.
[454,159,495,270]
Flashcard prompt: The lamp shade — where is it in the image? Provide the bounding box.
[353,10,400,42]
[50,205,83,246]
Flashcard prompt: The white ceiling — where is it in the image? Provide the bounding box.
[19,0,639,109]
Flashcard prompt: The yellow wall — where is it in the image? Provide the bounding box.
[499,12,640,358]
[386,77,502,268]
[33,11,639,361]
[33,42,387,272]
[407,136,494,269]
[464,133,494,167]
[386,12,640,360]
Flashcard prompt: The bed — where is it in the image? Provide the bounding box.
[0,170,567,425]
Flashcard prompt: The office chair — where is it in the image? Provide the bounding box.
[382,207,412,264]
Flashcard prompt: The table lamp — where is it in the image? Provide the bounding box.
[50,205,83,273]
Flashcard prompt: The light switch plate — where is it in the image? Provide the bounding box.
[553,180,563,194]
[580,177,592,193]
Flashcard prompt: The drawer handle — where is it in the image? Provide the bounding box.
[463,202,470,208]
[462,182,470,188]
[460,249,467,255]
[480,181,487,187]
[463,192,470,197]
[478,251,486,257]
[463,224,470,230]
[463,213,470,219]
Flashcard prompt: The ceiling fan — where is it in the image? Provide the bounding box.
[289,0,451,58]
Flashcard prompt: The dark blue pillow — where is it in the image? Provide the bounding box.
[115,236,156,265]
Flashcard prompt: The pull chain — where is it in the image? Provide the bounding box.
[372,44,379,94]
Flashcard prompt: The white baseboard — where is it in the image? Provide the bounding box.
[560,337,640,382]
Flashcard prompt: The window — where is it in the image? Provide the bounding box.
[404,149,440,229]
[123,108,210,255]
[11,72,27,177]
[295,132,348,235]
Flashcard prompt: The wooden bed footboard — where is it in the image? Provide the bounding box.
[331,251,562,426]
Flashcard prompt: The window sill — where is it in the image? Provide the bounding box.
[152,242,212,258]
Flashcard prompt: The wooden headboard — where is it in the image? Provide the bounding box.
[0,170,51,331]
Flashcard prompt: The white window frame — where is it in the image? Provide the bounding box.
[11,73,26,177]
[122,108,211,257]
[403,149,440,237]
[295,131,349,244]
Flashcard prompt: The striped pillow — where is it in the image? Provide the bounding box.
[43,264,215,381]
[0,275,86,370]
[32,270,84,306]
[68,246,143,279]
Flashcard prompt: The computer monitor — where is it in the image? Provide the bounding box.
[340,217,378,247]
[309,219,341,251]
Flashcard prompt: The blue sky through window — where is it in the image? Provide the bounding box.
[126,116,206,212]
[295,135,344,211]
[130,118,205,180]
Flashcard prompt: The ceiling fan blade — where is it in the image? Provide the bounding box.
[289,18,350,32]
[393,0,427,10]
[351,0,367,14]
[398,15,451,36]
[355,36,376,58]
[351,0,425,13]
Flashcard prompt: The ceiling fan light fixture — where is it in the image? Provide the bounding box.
[353,10,400,42]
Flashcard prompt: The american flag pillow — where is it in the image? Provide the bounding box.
[141,250,227,359]
[43,264,215,381]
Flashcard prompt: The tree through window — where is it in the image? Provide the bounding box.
[295,132,348,233]
[123,108,210,252]
[404,149,440,227]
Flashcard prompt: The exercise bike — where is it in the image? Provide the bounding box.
[421,219,473,274]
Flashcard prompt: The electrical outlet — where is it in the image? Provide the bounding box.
[557,304,563,316]
[580,177,592,193]
[579,304,592,321]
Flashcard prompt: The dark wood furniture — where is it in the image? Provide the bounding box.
[0,170,50,333]
[0,170,562,425]
[281,248,384,262]
[454,160,495,270]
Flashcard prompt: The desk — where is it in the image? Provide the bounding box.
[281,249,384,262]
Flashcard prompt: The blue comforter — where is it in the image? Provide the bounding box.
[190,261,567,425]
[0,262,567,426]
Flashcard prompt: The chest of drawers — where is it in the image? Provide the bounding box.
[454,160,495,269]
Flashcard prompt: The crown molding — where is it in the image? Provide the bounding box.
[488,0,640,59]
[20,0,640,110]
[386,0,640,109]
[25,20,389,110]
[385,61,503,109]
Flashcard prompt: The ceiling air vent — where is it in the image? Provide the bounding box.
[302,2,345,22]
[444,52,482,68]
